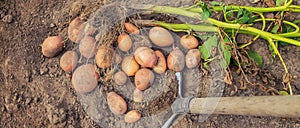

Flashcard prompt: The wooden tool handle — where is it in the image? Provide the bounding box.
[189,95,300,117]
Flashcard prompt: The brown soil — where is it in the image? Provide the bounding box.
[0,0,299,128]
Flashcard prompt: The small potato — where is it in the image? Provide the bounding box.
[68,17,85,43]
[72,64,99,94]
[122,55,140,76]
[107,92,127,115]
[186,49,201,69]
[149,27,174,47]
[153,50,167,74]
[167,48,185,72]
[180,35,199,49]
[134,47,157,68]
[60,51,78,73]
[113,53,122,64]
[133,88,143,102]
[79,36,97,58]
[117,33,133,52]
[114,71,127,86]
[124,110,141,123]
[95,46,114,69]
[125,23,140,34]
[42,36,64,58]
[134,68,155,91]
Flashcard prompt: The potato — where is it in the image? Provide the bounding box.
[107,92,127,115]
[68,17,85,43]
[134,47,157,68]
[153,50,167,74]
[114,71,127,86]
[186,49,201,69]
[122,55,140,76]
[149,27,174,47]
[42,36,64,58]
[95,46,114,69]
[124,110,141,123]
[180,35,199,49]
[71,64,99,94]
[59,51,78,73]
[124,23,140,34]
[79,35,97,58]
[117,33,133,52]
[113,53,122,64]
[167,48,185,72]
[134,68,155,91]
[133,88,143,102]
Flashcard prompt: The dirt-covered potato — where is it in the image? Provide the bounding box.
[122,55,140,76]
[186,49,201,69]
[41,36,64,58]
[124,110,141,123]
[95,46,114,69]
[167,48,185,72]
[117,33,133,52]
[125,23,140,34]
[107,92,127,115]
[79,35,97,58]
[59,51,78,73]
[71,64,99,94]
[180,35,199,49]
[133,88,143,102]
[68,17,85,43]
[134,47,157,68]
[113,71,127,86]
[134,68,155,91]
[149,27,174,47]
[153,50,167,74]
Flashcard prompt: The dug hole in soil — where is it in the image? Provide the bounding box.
[0,0,300,127]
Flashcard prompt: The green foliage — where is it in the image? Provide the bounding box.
[220,38,232,68]
[199,35,218,60]
[279,91,289,95]
[235,9,257,24]
[247,50,263,67]
[200,3,211,20]
[276,0,286,6]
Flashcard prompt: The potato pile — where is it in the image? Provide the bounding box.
[41,17,202,124]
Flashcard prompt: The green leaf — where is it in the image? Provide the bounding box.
[276,0,286,6]
[271,24,280,34]
[199,35,218,60]
[200,3,211,20]
[279,91,289,96]
[219,40,232,69]
[247,50,263,67]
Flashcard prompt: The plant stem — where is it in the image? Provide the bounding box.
[147,5,300,46]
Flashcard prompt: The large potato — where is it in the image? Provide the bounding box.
[79,35,97,58]
[41,36,64,58]
[149,27,174,47]
[134,68,155,91]
[134,47,157,68]
[167,48,185,72]
[122,55,140,76]
[107,92,127,115]
[71,64,99,94]
[95,46,114,69]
